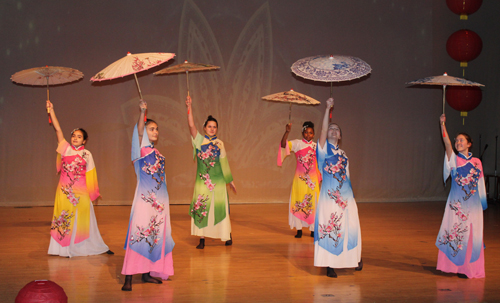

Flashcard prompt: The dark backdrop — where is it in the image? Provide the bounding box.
[1,1,499,205]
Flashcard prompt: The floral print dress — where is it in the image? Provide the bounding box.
[121,125,175,279]
[190,132,233,241]
[48,140,109,257]
[314,140,361,268]
[278,139,321,231]
[436,152,487,278]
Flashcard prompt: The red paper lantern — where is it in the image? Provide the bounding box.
[446,0,483,20]
[15,280,67,303]
[446,86,482,122]
[446,29,482,67]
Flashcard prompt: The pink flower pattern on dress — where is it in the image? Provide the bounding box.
[327,189,348,210]
[50,209,75,241]
[129,215,164,253]
[60,154,87,206]
[438,222,469,257]
[142,153,166,190]
[298,149,317,190]
[318,212,344,247]
[454,164,481,202]
[197,144,218,191]
[141,190,165,213]
[191,194,209,223]
[292,194,313,218]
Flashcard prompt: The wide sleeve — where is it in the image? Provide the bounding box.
[475,159,488,211]
[85,152,100,201]
[277,141,292,166]
[191,132,204,160]
[56,139,70,173]
[131,124,141,162]
[443,152,456,184]
[218,140,233,184]
[316,140,327,178]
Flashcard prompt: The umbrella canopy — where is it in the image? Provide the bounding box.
[262,89,320,105]
[262,89,320,121]
[291,55,372,83]
[11,66,84,124]
[154,60,220,97]
[406,73,484,114]
[154,60,219,75]
[406,73,484,87]
[11,66,84,87]
[91,52,175,81]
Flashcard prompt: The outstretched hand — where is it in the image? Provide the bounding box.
[46,100,53,111]
[186,96,192,108]
[440,114,446,125]
[139,99,147,112]
[285,123,291,132]
[326,98,334,109]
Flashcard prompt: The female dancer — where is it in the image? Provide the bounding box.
[186,96,236,249]
[46,100,111,257]
[314,98,362,278]
[121,100,175,291]
[278,122,321,238]
[436,114,487,279]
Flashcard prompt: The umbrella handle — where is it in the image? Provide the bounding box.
[442,85,446,137]
[186,71,190,97]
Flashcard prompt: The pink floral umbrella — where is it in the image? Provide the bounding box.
[91,52,175,100]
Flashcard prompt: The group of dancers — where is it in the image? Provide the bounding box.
[279,98,487,279]
[45,93,487,291]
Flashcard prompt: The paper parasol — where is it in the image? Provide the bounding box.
[91,52,175,100]
[406,73,484,114]
[11,66,84,123]
[154,60,220,97]
[291,54,372,97]
[262,89,320,121]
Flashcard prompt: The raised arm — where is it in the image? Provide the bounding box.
[46,100,65,144]
[319,98,334,149]
[137,100,147,144]
[440,114,453,161]
[280,123,291,148]
[186,96,198,138]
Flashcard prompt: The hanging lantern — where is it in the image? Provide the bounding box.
[446,86,482,124]
[446,29,482,67]
[446,0,483,20]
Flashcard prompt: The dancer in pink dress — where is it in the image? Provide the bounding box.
[121,100,175,291]
[436,114,487,279]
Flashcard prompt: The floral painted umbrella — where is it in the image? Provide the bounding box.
[291,54,372,97]
[262,89,320,121]
[91,52,175,100]
[154,60,220,97]
[406,72,484,114]
[11,66,84,123]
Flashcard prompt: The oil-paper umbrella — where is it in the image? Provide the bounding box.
[154,60,220,97]
[91,52,175,100]
[262,89,320,122]
[291,54,372,97]
[406,72,484,115]
[11,66,84,123]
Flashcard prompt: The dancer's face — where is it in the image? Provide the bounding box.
[71,130,86,147]
[204,121,218,137]
[146,122,159,142]
[302,127,314,142]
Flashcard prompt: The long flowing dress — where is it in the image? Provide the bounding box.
[278,139,321,231]
[190,133,233,241]
[48,140,110,257]
[314,140,361,268]
[436,152,487,278]
[121,125,175,279]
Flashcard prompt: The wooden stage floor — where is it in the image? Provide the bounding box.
[1,202,499,302]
